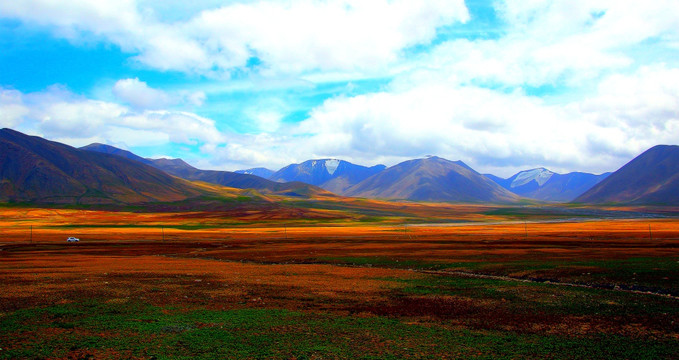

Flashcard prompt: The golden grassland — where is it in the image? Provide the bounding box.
[1,206,678,359]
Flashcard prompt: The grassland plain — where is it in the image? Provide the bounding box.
[0,207,678,359]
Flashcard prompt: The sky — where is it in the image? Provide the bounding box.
[1,0,678,177]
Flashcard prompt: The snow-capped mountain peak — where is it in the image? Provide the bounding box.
[325,159,340,175]
[510,168,554,188]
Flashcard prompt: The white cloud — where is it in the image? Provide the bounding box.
[112,78,173,109]
[37,98,128,139]
[251,111,283,133]
[0,0,469,76]
[187,0,469,74]
[4,0,675,85]
[2,1,679,176]
[0,89,30,128]
[575,65,679,156]
[497,0,679,43]
[401,0,679,89]
[0,0,141,38]
[185,91,206,107]
[295,85,585,171]
[119,111,224,145]
[112,78,207,110]
[0,86,223,148]
[201,65,679,175]
[4,63,678,176]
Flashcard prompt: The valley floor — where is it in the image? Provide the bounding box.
[0,207,678,359]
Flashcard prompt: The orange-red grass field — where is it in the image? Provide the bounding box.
[1,206,678,359]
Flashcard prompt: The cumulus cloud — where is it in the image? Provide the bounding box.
[186,0,469,74]
[119,111,224,144]
[112,78,173,109]
[112,78,207,110]
[2,1,679,175]
[0,86,223,148]
[575,65,679,157]
[198,65,679,174]
[295,85,585,171]
[4,0,675,85]
[0,89,30,128]
[0,0,469,76]
[401,0,679,88]
[3,63,678,175]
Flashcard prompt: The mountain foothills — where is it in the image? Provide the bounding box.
[269,159,386,194]
[486,168,611,202]
[575,145,679,205]
[147,158,329,198]
[345,156,518,203]
[2,129,679,205]
[81,143,329,198]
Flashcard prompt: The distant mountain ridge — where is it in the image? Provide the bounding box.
[575,145,679,204]
[148,158,329,197]
[270,159,386,194]
[80,143,329,198]
[80,143,153,165]
[0,129,205,204]
[486,168,610,202]
[345,156,518,203]
[7,129,675,206]
[235,167,275,179]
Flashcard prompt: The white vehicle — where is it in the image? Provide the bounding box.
[66,237,80,242]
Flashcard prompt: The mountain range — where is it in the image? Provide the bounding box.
[82,143,329,198]
[269,159,386,194]
[485,168,611,202]
[2,128,678,206]
[252,158,611,203]
[80,145,519,203]
[77,144,517,203]
[148,158,330,198]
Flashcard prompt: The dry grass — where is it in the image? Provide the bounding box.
[1,207,677,359]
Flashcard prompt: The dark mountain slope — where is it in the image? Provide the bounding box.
[0,129,203,204]
[575,145,679,204]
[80,143,152,165]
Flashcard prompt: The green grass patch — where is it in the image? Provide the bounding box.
[0,300,676,359]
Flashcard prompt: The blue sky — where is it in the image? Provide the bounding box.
[1,0,679,177]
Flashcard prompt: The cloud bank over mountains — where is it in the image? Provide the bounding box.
[1,0,678,176]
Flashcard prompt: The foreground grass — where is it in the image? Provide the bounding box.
[1,227,677,359]
[1,300,676,360]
